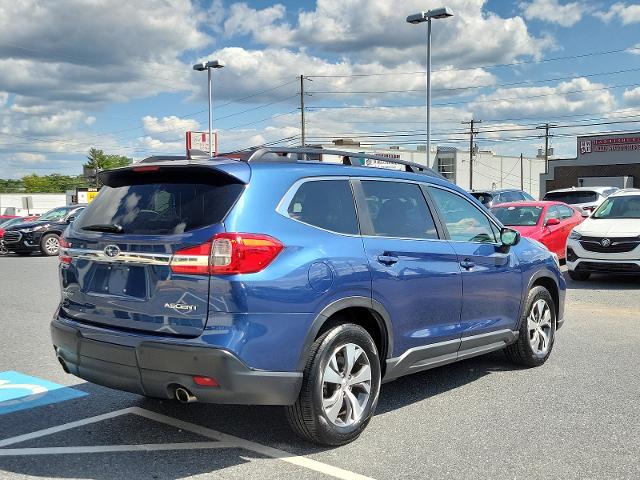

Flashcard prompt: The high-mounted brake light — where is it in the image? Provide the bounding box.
[132,166,161,172]
[170,233,283,275]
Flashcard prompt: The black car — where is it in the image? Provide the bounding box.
[470,189,535,208]
[3,205,85,256]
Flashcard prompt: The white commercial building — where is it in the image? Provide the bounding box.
[321,140,545,198]
[0,193,67,216]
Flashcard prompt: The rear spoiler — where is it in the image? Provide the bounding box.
[99,159,251,186]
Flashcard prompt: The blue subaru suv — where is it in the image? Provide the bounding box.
[52,148,565,445]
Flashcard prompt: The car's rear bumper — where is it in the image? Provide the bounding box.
[51,319,302,405]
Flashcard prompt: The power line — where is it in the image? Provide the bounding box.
[306,45,640,78]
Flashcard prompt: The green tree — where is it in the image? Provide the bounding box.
[84,148,130,171]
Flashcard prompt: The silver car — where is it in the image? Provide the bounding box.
[543,186,619,217]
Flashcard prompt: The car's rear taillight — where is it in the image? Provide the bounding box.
[59,237,71,264]
[170,233,283,275]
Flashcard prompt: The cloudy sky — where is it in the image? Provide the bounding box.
[0,0,639,178]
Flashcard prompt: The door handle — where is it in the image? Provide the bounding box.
[460,259,475,270]
[377,254,399,266]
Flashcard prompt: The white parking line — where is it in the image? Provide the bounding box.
[0,442,233,456]
[0,406,376,480]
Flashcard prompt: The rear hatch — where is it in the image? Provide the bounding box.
[60,162,248,337]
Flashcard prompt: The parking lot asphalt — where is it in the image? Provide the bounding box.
[0,255,638,480]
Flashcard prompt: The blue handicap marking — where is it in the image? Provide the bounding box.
[0,371,87,415]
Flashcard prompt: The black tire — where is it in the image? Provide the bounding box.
[568,270,590,281]
[505,286,556,367]
[286,323,381,446]
[40,233,60,256]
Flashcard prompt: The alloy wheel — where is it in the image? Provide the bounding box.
[44,236,60,255]
[321,343,372,427]
[528,299,552,355]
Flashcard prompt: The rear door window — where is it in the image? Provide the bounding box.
[76,181,244,235]
[359,180,438,239]
[287,180,359,234]
[557,205,575,219]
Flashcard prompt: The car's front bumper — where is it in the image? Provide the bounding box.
[51,319,302,405]
[566,239,640,275]
[3,230,44,252]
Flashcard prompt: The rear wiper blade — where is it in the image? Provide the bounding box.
[81,223,124,233]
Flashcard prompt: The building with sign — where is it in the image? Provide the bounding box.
[540,132,640,197]
[320,140,544,198]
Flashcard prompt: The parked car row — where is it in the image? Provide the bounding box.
[0,205,85,256]
[470,185,640,282]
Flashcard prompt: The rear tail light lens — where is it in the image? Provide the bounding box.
[170,233,283,275]
[59,237,72,264]
[193,376,219,387]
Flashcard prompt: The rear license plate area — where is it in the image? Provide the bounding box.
[86,264,148,298]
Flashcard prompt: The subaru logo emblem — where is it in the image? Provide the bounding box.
[600,238,611,248]
[104,245,121,258]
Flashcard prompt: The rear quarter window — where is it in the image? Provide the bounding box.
[286,179,359,235]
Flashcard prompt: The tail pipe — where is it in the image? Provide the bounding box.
[174,386,198,403]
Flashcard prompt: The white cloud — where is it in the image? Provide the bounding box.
[595,2,640,24]
[10,152,45,164]
[142,116,200,140]
[521,0,587,27]
[623,87,640,105]
[470,78,616,118]
[223,0,551,67]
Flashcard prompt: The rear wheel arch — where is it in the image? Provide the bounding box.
[297,297,393,374]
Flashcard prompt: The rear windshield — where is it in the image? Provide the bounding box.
[470,192,493,206]
[492,206,543,226]
[543,191,597,204]
[76,181,243,235]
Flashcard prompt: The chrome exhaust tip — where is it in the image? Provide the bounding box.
[57,355,70,374]
[175,386,197,403]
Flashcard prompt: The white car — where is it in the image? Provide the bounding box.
[566,189,640,280]
[543,186,619,217]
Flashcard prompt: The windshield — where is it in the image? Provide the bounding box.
[39,207,73,221]
[543,191,597,204]
[593,196,640,219]
[76,181,243,235]
[492,206,543,226]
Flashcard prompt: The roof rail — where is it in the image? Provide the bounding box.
[246,147,442,177]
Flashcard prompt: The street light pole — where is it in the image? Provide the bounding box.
[426,18,432,169]
[193,60,224,157]
[207,67,213,157]
[406,7,453,169]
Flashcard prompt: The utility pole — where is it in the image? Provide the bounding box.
[462,119,481,190]
[519,153,524,191]
[300,74,306,147]
[536,123,555,173]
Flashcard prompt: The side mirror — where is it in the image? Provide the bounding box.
[66,215,76,224]
[500,227,520,247]
[546,217,560,227]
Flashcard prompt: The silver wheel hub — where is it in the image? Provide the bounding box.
[321,343,371,427]
[45,237,59,254]
[528,299,552,355]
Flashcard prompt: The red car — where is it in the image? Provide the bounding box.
[491,201,583,259]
